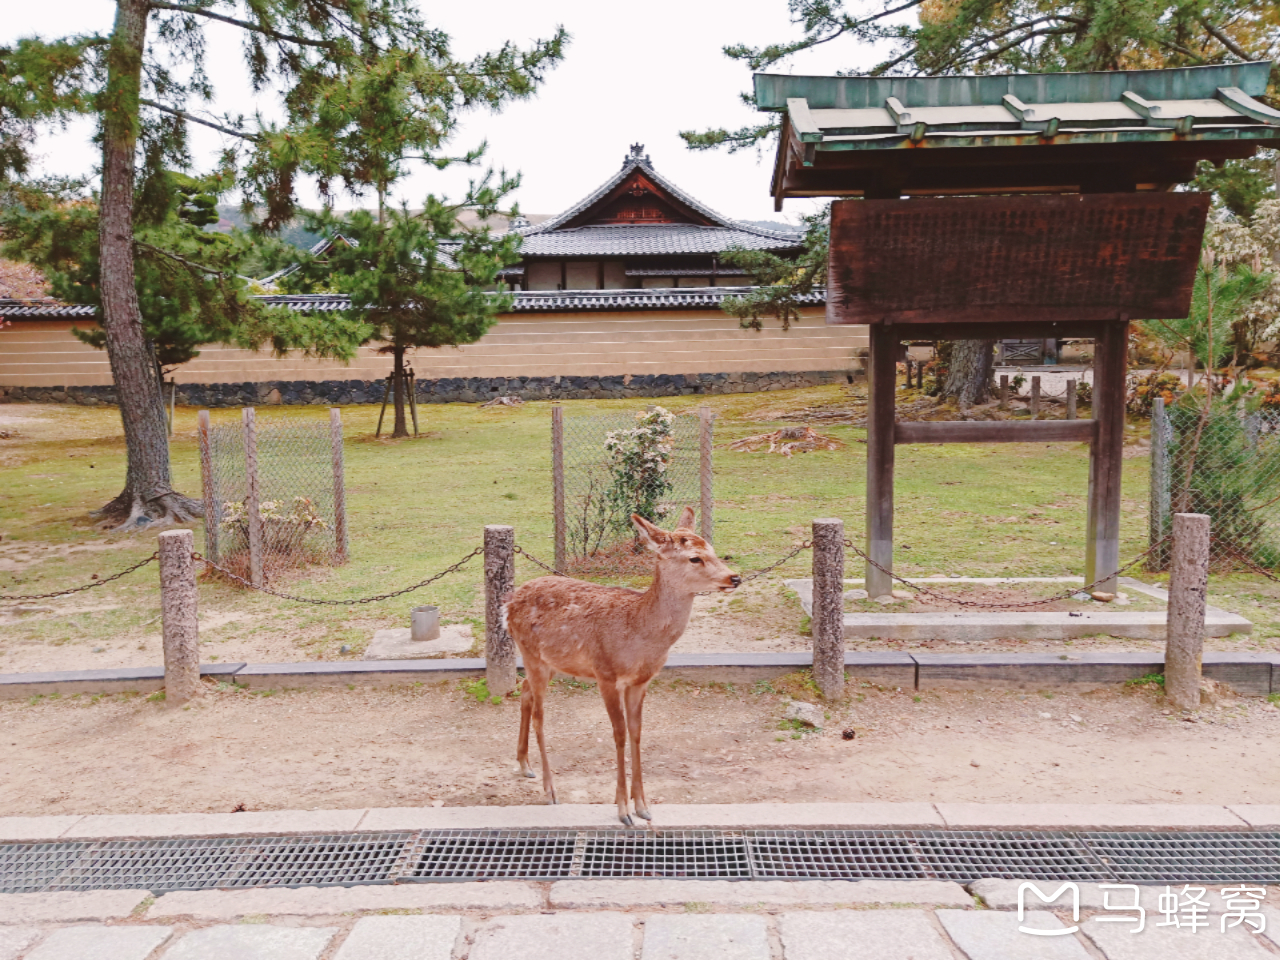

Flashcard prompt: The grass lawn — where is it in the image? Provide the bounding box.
[2,385,1276,667]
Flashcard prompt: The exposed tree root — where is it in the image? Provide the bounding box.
[92,488,204,531]
[727,425,847,456]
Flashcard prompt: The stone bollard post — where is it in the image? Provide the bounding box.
[812,519,846,700]
[158,529,201,705]
[484,525,518,697]
[1166,513,1210,711]
[1066,379,1077,420]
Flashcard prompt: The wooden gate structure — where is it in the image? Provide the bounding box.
[757,62,1280,595]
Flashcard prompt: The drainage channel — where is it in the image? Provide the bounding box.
[3,830,1279,894]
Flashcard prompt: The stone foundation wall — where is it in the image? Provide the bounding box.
[0,369,856,407]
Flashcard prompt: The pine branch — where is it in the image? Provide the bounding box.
[1197,17,1255,61]
[148,2,339,49]
[132,238,232,278]
[139,99,259,140]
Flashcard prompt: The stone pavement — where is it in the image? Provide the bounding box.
[2,880,1279,959]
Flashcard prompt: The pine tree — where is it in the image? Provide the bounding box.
[0,2,565,527]
[285,173,523,438]
[684,0,1278,404]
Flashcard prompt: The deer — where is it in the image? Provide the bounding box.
[502,507,741,826]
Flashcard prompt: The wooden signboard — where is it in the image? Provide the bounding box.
[827,193,1209,326]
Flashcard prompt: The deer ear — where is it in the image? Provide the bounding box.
[631,514,669,553]
[674,506,696,531]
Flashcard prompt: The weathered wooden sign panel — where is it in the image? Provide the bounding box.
[827,193,1209,325]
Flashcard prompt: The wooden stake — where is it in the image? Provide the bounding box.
[168,378,177,437]
[699,406,715,544]
[999,375,1009,410]
[197,410,218,563]
[552,406,566,573]
[408,369,420,437]
[330,408,348,564]
[812,518,846,700]
[243,407,263,588]
[1166,512,1210,711]
[375,374,393,437]
[1085,321,1128,591]
[1030,376,1041,419]
[158,529,201,705]
[1066,379,1077,420]
[484,524,517,696]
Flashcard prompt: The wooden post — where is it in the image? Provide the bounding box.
[917,360,925,390]
[330,408,348,564]
[243,407,263,588]
[999,375,1009,410]
[551,405,566,573]
[865,324,897,597]
[1085,321,1128,592]
[699,406,714,544]
[158,529,201,705]
[197,410,219,564]
[1030,376,1041,419]
[168,378,177,437]
[1066,379,1077,420]
[812,518,846,700]
[375,373,393,438]
[408,370,420,437]
[484,524,517,696]
[1166,513,1210,711]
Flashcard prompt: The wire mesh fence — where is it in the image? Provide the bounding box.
[1150,398,1280,572]
[552,406,711,574]
[199,409,347,586]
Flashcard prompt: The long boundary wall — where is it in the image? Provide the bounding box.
[0,307,867,401]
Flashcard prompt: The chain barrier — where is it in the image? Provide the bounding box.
[191,548,483,605]
[842,537,1171,609]
[513,545,567,577]
[1209,539,1280,585]
[0,553,159,603]
[741,540,813,583]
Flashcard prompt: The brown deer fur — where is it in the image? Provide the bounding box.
[503,508,741,825]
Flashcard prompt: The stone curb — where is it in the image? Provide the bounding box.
[2,803,1273,843]
[0,890,151,924]
[3,650,1275,699]
[146,883,541,920]
[547,879,974,909]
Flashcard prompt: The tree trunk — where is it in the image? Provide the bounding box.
[96,0,200,528]
[941,339,995,407]
[391,344,409,438]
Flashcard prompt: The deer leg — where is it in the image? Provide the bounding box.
[624,683,651,821]
[599,682,632,826]
[529,670,557,804]
[516,673,536,779]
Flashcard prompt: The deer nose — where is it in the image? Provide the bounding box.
[729,575,742,587]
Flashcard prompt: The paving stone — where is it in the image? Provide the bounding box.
[160,925,336,960]
[778,909,955,960]
[1082,918,1275,959]
[0,927,41,960]
[148,881,539,919]
[1228,805,1280,828]
[641,915,769,960]
[936,803,1245,830]
[470,913,634,960]
[0,889,152,923]
[333,916,462,960]
[365,625,473,659]
[65,808,367,839]
[0,816,82,841]
[550,879,971,909]
[1263,908,1280,950]
[25,925,172,960]
[936,909,1092,959]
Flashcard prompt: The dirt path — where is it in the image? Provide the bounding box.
[1,677,1277,817]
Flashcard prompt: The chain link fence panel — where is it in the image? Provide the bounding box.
[1150,398,1280,572]
[555,407,706,574]
[202,412,346,585]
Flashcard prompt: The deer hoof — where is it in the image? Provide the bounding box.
[634,804,653,821]
[619,812,635,827]
[521,770,537,779]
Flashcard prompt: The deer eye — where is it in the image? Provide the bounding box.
[689,557,703,564]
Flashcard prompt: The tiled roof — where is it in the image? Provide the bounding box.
[0,299,97,318]
[517,224,800,256]
[3,287,824,320]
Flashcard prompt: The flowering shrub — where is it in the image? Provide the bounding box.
[603,407,675,532]
[216,496,329,582]
[1127,371,1183,416]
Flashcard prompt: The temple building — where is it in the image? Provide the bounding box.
[0,147,864,405]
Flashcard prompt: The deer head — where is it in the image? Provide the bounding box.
[631,507,741,593]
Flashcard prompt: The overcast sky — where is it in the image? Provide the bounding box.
[5,1,895,225]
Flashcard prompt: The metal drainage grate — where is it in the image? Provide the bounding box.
[748,831,929,880]
[5,829,1280,892]
[409,830,577,881]
[1082,832,1280,884]
[0,842,98,894]
[580,831,750,879]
